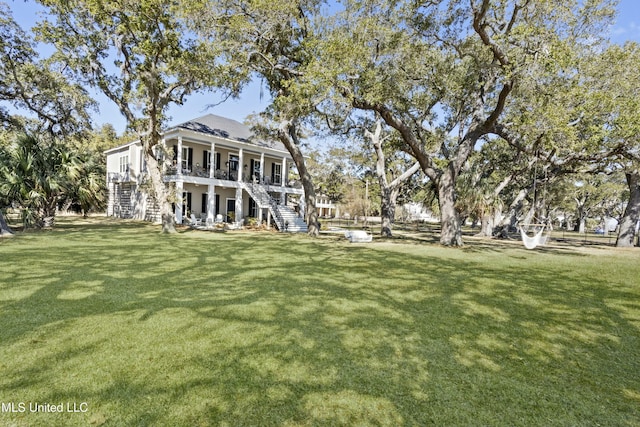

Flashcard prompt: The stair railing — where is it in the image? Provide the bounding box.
[241,182,286,231]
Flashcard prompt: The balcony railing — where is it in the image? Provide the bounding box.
[162,167,303,189]
[108,171,131,182]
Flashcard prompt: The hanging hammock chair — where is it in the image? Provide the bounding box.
[519,153,552,250]
[519,223,552,250]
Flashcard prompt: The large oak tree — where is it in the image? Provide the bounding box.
[37,0,230,233]
[190,0,325,235]
[316,0,615,246]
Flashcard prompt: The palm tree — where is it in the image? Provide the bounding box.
[0,134,71,228]
[64,149,107,216]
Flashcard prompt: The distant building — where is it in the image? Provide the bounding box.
[316,194,337,218]
[402,202,438,222]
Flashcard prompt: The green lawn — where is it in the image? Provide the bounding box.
[1,217,639,426]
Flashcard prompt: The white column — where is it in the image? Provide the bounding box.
[207,184,216,224]
[107,181,114,216]
[161,137,166,173]
[281,157,287,186]
[238,148,244,182]
[260,152,265,183]
[280,157,287,203]
[175,181,184,224]
[209,141,215,179]
[176,136,183,176]
[235,187,243,224]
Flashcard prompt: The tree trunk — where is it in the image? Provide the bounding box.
[277,120,319,236]
[380,186,399,237]
[144,147,176,234]
[573,203,588,234]
[578,218,586,235]
[142,84,177,234]
[492,206,503,233]
[501,188,527,229]
[573,195,589,233]
[616,172,640,248]
[475,175,509,238]
[477,212,494,238]
[60,199,73,214]
[302,174,320,237]
[41,196,58,229]
[471,217,479,229]
[438,171,463,246]
[0,211,14,236]
[367,121,421,237]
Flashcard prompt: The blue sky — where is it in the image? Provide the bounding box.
[610,0,640,42]
[5,0,640,135]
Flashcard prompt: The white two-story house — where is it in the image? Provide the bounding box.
[105,114,307,231]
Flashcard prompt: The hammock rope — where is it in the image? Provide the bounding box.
[519,152,552,249]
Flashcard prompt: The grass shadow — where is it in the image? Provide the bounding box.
[0,217,639,426]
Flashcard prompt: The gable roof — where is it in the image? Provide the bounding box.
[172,114,287,152]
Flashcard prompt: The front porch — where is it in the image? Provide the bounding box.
[174,179,305,232]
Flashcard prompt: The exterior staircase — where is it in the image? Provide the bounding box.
[278,206,308,233]
[241,182,307,233]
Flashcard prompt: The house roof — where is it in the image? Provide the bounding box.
[171,114,287,152]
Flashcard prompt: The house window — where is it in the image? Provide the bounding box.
[272,163,282,185]
[182,191,192,216]
[226,198,235,222]
[249,198,258,218]
[119,155,129,173]
[201,193,208,215]
[182,147,193,172]
[228,155,239,180]
[250,159,261,182]
[203,150,210,172]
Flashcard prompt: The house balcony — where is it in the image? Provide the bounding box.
[164,167,304,195]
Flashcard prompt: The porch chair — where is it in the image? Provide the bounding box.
[190,214,203,228]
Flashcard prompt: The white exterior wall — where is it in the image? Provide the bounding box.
[129,145,139,176]
[106,148,125,173]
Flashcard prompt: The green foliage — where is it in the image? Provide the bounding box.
[64,124,121,216]
[307,149,347,202]
[34,0,238,232]
[548,172,627,228]
[0,134,73,228]
[66,149,107,216]
[36,0,223,132]
[0,4,95,136]
[319,165,346,203]
[308,0,618,245]
[0,126,115,226]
